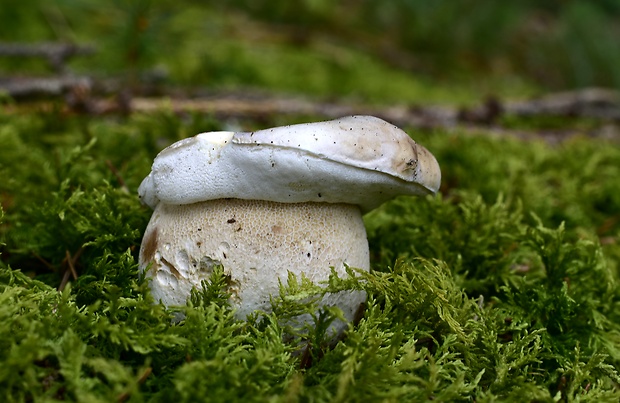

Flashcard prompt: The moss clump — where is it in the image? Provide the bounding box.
[1,109,619,401]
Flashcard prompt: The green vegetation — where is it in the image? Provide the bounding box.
[1,108,619,401]
[4,1,620,104]
[1,1,620,401]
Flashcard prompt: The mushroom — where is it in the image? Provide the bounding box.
[138,115,440,329]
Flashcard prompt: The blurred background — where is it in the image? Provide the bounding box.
[2,0,620,107]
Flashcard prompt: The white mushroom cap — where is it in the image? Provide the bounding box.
[138,115,441,213]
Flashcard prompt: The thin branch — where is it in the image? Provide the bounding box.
[106,160,129,193]
[58,268,71,292]
[58,247,83,291]
[65,249,78,281]
[117,367,152,403]
[32,252,55,271]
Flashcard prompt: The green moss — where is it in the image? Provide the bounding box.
[0,2,541,106]
[1,110,619,401]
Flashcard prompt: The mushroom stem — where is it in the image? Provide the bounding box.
[139,198,369,323]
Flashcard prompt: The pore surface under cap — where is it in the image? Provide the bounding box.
[138,115,441,212]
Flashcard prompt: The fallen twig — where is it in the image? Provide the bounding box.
[58,247,83,291]
[0,42,95,73]
[130,89,620,144]
[106,159,129,193]
[0,76,93,99]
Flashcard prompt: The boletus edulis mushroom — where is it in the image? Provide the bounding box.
[138,115,441,329]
